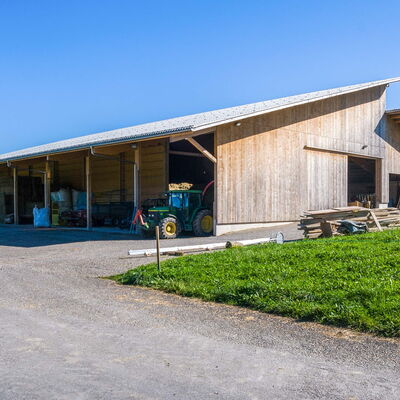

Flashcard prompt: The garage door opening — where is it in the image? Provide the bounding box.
[348,156,376,207]
[389,174,400,207]
[18,175,44,224]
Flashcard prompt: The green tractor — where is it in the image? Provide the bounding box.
[143,189,213,239]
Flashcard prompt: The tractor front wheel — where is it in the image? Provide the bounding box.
[159,217,180,239]
[193,210,213,236]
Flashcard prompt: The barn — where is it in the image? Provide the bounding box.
[1,77,400,236]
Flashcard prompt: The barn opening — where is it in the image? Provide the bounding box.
[348,156,376,207]
[389,173,400,207]
[168,132,215,209]
[49,149,136,230]
[13,161,47,225]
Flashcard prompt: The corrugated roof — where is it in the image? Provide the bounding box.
[1,77,399,162]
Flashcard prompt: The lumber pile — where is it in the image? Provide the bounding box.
[299,207,400,239]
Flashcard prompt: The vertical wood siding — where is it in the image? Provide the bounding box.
[140,139,168,201]
[57,158,85,190]
[216,86,387,224]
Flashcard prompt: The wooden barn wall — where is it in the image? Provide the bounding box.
[91,157,121,203]
[383,116,400,174]
[216,86,387,224]
[91,150,135,204]
[140,139,168,201]
[57,158,85,191]
[306,151,347,210]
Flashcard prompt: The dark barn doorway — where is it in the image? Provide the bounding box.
[389,173,400,207]
[18,175,44,224]
[168,132,215,208]
[348,156,376,207]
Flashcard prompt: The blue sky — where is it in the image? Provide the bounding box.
[0,0,399,154]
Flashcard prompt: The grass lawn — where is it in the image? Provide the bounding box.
[110,230,400,337]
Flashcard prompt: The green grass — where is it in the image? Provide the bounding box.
[110,230,400,337]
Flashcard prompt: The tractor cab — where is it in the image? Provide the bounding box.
[144,190,213,239]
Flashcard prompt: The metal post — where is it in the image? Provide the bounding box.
[155,226,161,272]
[13,167,18,225]
[85,156,92,230]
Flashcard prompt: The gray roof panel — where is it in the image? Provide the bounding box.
[1,77,399,162]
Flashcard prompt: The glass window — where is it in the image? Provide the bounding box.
[169,193,183,208]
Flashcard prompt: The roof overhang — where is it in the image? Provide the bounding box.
[1,77,400,164]
[386,109,400,124]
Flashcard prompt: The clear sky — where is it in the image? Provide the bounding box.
[0,0,399,154]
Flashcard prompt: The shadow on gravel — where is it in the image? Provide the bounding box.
[0,225,149,248]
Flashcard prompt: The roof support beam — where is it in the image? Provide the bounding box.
[169,131,209,143]
[169,150,205,158]
[186,137,216,164]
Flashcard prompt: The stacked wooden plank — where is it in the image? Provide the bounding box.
[299,207,400,238]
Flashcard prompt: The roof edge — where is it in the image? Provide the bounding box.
[192,77,400,131]
[0,127,193,164]
[1,77,399,163]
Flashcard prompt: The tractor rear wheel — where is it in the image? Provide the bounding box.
[159,217,180,239]
[193,209,213,236]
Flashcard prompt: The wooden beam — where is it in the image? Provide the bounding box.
[85,156,92,230]
[370,210,383,231]
[304,145,383,159]
[169,150,205,158]
[47,151,88,162]
[44,161,51,209]
[133,146,140,207]
[13,167,18,225]
[375,159,389,204]
[186,138,216,163]
[120,153,126,202]
[92,143,135,155]
[11,158,46,170]
[168,131,209,143]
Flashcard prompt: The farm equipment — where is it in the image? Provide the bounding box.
[142,189,213,239]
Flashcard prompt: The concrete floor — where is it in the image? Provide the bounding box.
[0,223,399,399]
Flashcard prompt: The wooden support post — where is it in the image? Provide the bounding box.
[13,167,18,225]
[133,146,140,208]
[375,159,389,205]
[85,156,92,230]
[119,152,126,202]
[44,161,51,210]
[186,137,217,163]
[133,163,138,208]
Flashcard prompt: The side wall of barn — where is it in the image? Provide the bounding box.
[215,85,390,233]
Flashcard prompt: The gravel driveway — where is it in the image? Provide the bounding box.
[0,224,399,400]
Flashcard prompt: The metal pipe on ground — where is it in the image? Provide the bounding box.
[128,232,284,257]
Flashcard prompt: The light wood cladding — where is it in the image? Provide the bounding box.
[140,139,168,201]
[216,86,388,224]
